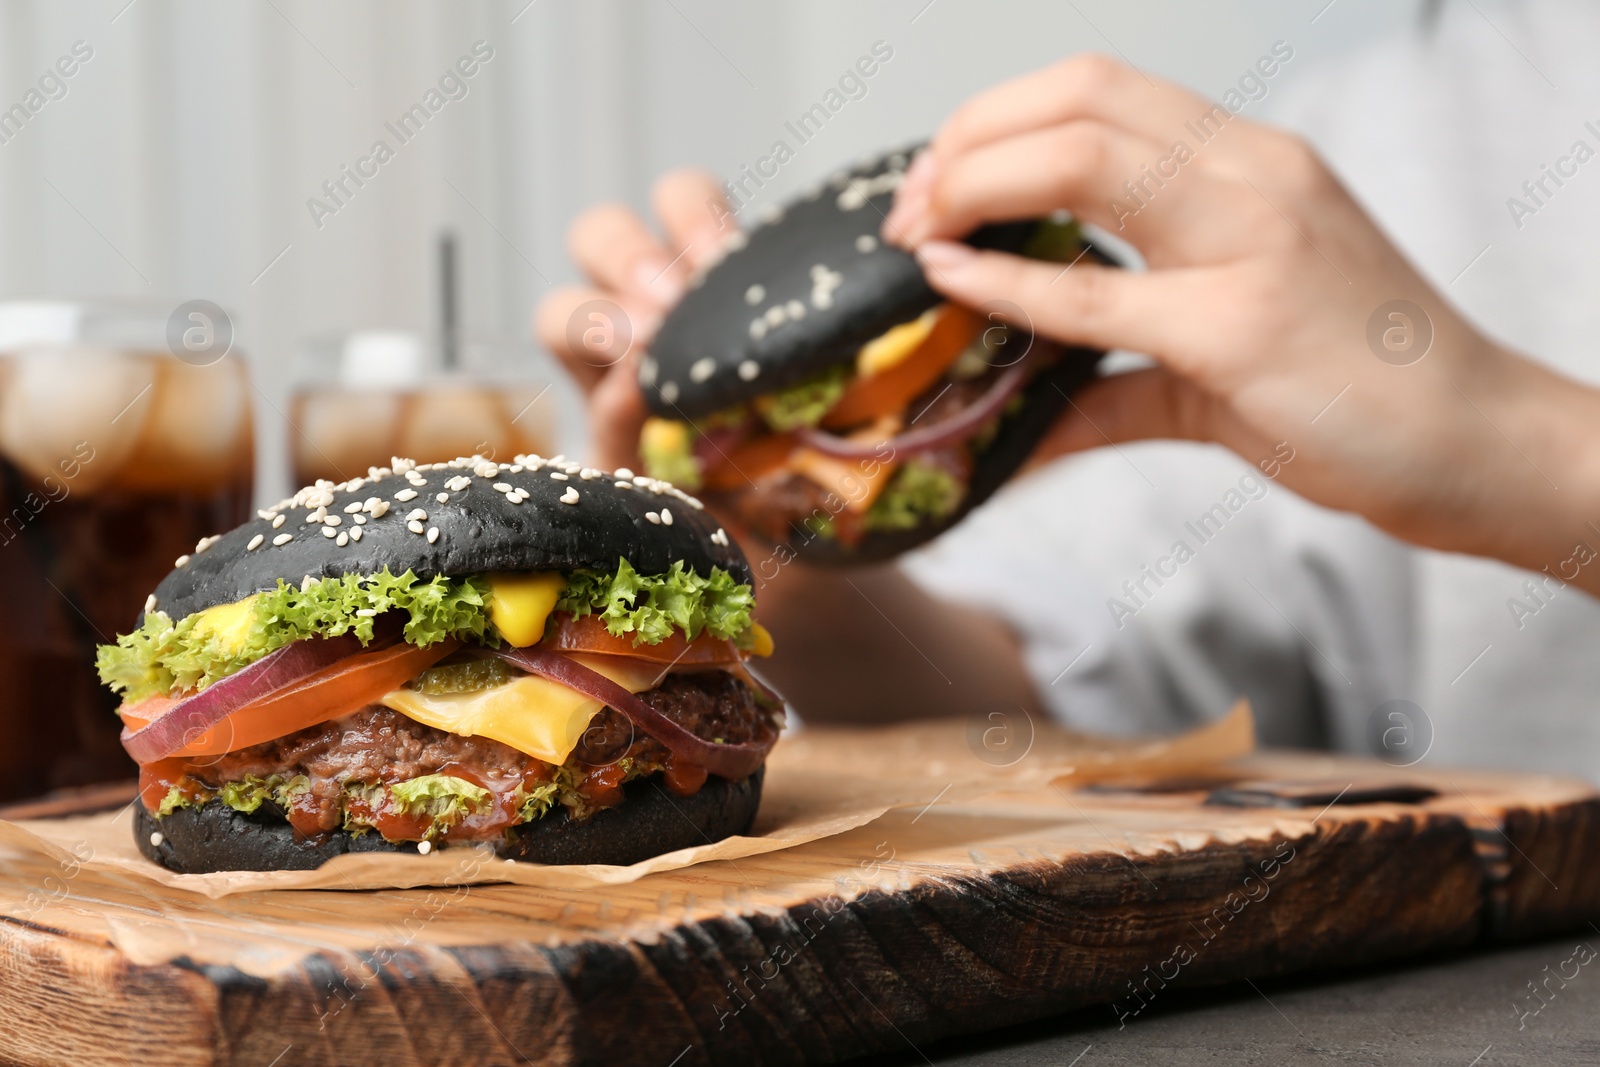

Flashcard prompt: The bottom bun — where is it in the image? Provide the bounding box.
[135,769,764,873]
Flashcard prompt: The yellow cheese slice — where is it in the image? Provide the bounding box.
[640,416,692,458]
[856,307,938,377]
[379,653,663,765]
[749,622,774,658]
[190,594,261,653]
[483,571,566,647]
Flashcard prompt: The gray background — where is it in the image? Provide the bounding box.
[0,0,1428,500]
[13,0,1600,784]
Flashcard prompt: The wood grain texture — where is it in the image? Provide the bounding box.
[0,751,1596,1067]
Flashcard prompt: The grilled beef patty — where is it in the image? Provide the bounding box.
[146,670,772,837]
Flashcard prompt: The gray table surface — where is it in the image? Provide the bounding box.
[853,933,1600,1066]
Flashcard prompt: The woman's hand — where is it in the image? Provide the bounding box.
[534,169,729,470]
[885,54,1600,590]
[535,173,1044,723]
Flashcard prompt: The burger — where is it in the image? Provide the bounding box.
[636,145,1115,563]
[95,454,782,872]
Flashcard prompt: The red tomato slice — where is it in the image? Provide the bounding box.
[541,612,743,665]
[121,694,177,725]
[121,639,459,759]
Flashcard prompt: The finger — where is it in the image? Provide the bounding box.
[884,55,1283,239]
[1028,366,1282,477]
[922,121,1243,262]
[588,357,652,472]
[535,285,660,392]
[651,168,737,272]
[930,53,1278,174]
[567,203,685,308]
[914,243,1198,366]
[1028,367,1217,465]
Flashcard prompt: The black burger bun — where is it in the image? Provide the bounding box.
[642,144,1120,565]
[644,144,1100,417]
[136,769,764,873]
[150,456,749,622]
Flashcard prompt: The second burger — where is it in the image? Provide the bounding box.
[98,455,781,872]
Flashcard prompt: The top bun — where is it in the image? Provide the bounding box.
[644,145,1039,419]
[149,456,750,622]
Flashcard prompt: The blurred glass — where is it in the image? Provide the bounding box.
[0,300,254,799]
[287,330,558,486]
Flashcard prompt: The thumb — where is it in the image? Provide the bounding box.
[590,361,652,472]
[1028,365,1218,466]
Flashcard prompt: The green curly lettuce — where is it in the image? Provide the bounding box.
[339,775,491,840]
[156,784,210,817]
[96,568,493,704]
[515,763,598,823]
[759,365,850,431]
[152,758,660,840]
[99,559,756,704]
[390,774,490,826]
[864,460,965,532]
[219,774,309,815]
[556,558,755,647]
[517,779,563,824]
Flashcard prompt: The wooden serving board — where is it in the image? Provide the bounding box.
[0,750,1596,1067]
